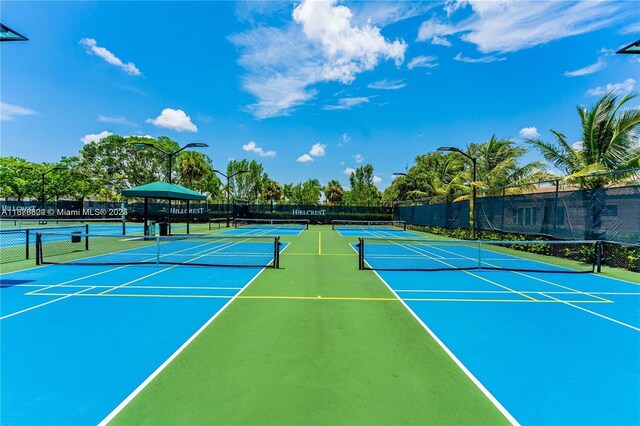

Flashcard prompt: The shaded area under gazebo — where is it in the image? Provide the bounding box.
[121,182,207,235]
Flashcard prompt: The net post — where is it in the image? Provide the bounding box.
[596,241,602,273]
[358,238,364,270]
[26,229,30,260]
[122,219,126,236]
[35,233,42,265]
[274,236,280,268]
[478,240,482,270]
[402,221,407,231]
[85,224,89,251]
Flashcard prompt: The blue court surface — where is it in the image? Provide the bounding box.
[221,226,306,236]
[1,240,287,424]
[335,226,415,238]
[357,241,640,425]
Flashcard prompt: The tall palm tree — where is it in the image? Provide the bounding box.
[262,180,283,210]
[468,136,553,196]
[176,151,210,188]
[527,92,640,188]
[324,179,345,205]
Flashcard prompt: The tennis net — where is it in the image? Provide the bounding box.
[234,218,309,230]
[1,225,88,263]
[35,232,281,268]
[332,220,407,231]
[357,237,600,273]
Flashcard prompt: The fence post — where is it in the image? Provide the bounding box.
[553,180,559,233]
[26,229,30,260]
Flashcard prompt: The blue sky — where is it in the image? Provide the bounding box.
[1,0,639,189]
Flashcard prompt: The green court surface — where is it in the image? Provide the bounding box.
[110,226,508,425]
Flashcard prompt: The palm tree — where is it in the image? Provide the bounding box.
[469,136,553,196]
[176,151,210,188]
[324,179,345,205]
[527,92,640,188]
[262,180,283,210]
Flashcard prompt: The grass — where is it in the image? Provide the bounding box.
[109,226,509,425]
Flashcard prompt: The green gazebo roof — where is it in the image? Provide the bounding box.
[121,182,207,201]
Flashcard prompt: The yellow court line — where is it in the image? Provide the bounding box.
[318,231,322,255]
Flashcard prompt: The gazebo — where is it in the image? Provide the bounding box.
[121,182,207,235]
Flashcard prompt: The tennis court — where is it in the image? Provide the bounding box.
[1,224,638,425]
[1,232,288,424]
[352,230,640,425]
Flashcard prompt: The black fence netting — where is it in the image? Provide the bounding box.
[476,184,640,244]
[394,199,470,229]
[243,204,393,224]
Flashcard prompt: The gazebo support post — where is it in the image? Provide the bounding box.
[144,197,149,236]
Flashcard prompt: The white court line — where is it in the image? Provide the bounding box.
[363,269,519,424]
[538,293,640,332]
[0,286,96,321]
[98,266,268,425]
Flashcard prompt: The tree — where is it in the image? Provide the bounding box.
[324,179,345,205]
[0,157,40,201]
[79,135,175,198]
[226,159,268,203]
[346,164,381,206]
[469,136,552,196]
[287,179,322,205]
[527,92,640,188]
[176,151,211,189]
[262,180,283,209]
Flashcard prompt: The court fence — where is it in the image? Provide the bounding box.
[0,200,393,224]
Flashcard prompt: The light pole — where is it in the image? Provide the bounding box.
[437,146,478,238]
[213,169,248,226]
[131,142,209,184]
[25,166,65,211]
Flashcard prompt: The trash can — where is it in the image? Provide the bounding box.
[146,221,156,236]
[71,231,81,243]
[159,222,170,236]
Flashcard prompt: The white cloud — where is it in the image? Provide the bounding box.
[431,36,451,47]
[297,142,326,163]
[323,96,370,110]
[564,59,606,77]
[230,0,407,119]
[98,115,136,127]
[620,22,640,35]
[80,38,141,76]
[145,108,197,132]
[353,154,364,163]
[0,101,36,121]
[519,127,540,138]
[418,1,625,54]
[81,130,113,144]
[373,175,382,184]
[242,141,276,157]
[297,154,314,163]
[572,141,584,150]
[368,79,406,90]
[310,142,326,157]
[454,53,506,63]
[586,78,636,96]
[343,167,356,175]
[408,55,439,69]
[338,132,351,147]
